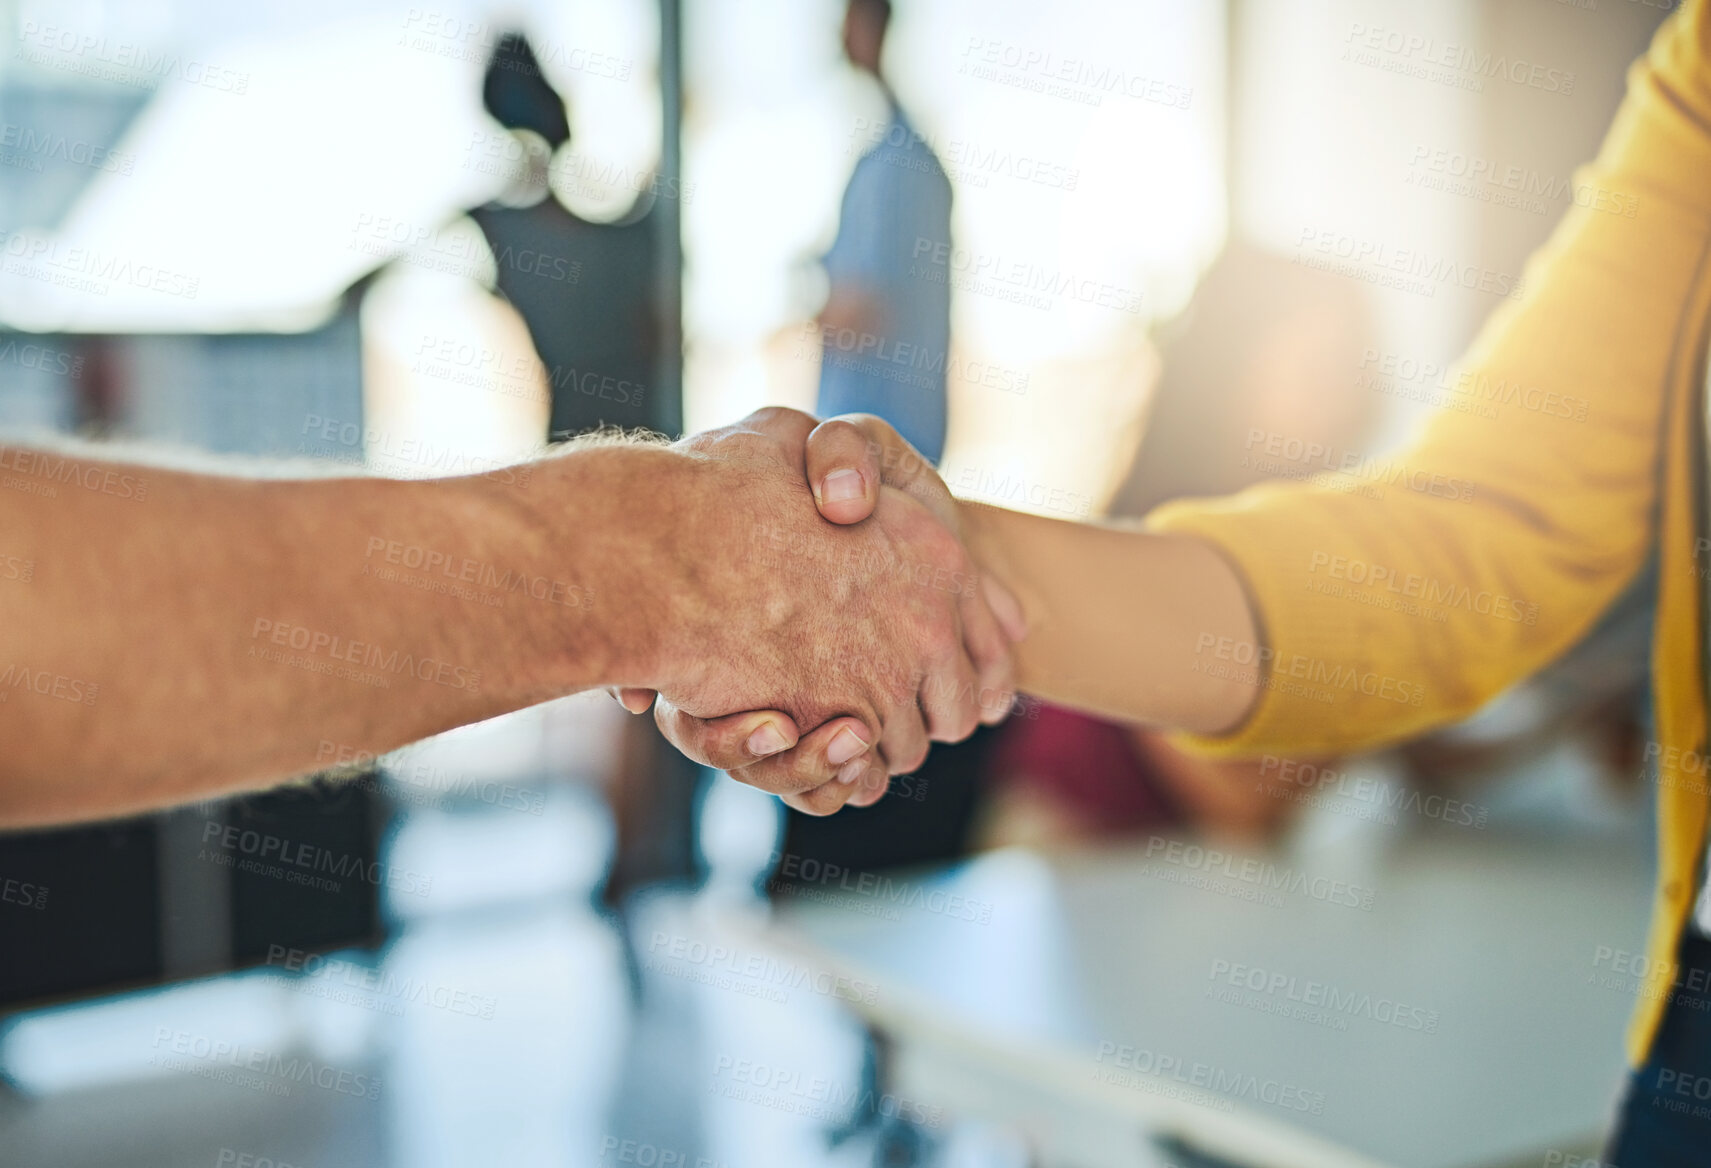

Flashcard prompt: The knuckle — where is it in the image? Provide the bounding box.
[926,680,978,742]
[654,705,687,743]
[884,671,924,713]
[728,766,775,794]
[818,417,864,447]
[785,751,832,792]
[870,420,907,453]
[943,706,979,743]
[723,431,772,459]
[891,741,929,775]
[793,787,843,817]
[712,731,753,770]
[748,405,811,429]
[968,636,1005,675]
[840,411,889,434]
[982,671,1016,717]
[743,757,809,795]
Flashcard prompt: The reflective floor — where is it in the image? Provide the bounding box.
[0,763,1042,1168]
[0,887,1045,1168]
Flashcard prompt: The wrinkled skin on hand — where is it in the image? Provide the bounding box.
[634,408,1020,815]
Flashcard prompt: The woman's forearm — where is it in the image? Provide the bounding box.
[958,502,1259,736]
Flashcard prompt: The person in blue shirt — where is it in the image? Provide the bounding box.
[817,0,952,463]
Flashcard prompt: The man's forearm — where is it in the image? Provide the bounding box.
[958,502,1259,736]
[3,407,1022,827]
[0,443,672,825]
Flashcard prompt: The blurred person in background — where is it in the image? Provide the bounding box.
[815,0,952,463]
[763,0,966,888]
[663,5,1711,1159]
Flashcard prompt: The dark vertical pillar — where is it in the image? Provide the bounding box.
[604,0,701,905]
[652,0,684,440]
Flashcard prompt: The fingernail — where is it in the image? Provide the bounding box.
[820,469,864,504]
[827,726,869,766]
[836,758,866,785]
[747,721,790,757]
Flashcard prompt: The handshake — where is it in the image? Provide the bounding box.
[600,406,1026,817]
[0,389,1262,829]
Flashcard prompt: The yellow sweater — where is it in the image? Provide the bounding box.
[1148,1,1711,1066]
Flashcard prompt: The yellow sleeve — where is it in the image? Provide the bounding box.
[1147,0,1711,757]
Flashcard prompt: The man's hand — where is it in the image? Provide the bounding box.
[635,411,1025,814]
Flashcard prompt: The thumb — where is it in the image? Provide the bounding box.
[805,417,885,524]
